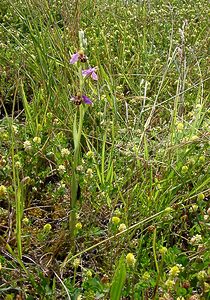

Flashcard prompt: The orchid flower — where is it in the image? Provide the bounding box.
[71,94,92,105]
[70,50,87,64]
[82,67,98,80]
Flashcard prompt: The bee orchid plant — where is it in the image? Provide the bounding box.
[69,30,98,250]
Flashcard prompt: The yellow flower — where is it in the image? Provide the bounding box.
[126,253,136,267]
[86,168,93,178]
[0,185,7,197]
[15,161,22,169]
[181,165,188,173]
[76,222,83,230]
[86,270,93,278]
[142,271,150,281]
[73,258,80,268]
[165,279,175,288]
[58,165,65,173]
[43,223,52,232]
[197,270,207,281]
[22,217,29,225]
[159,246,168,255]
[86,151,94,158]
[33,136,41,144]
[112,216,120,225]
[197,193,204,201]
[177,122,184,131]
[169,265,181,277]
[198,156,205,163]
[204,282,210,293]
[189,204,198,212]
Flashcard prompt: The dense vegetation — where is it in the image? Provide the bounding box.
[0,0,209,299]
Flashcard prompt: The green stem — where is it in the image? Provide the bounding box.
[11,124,22,259]
[69,96,85,250]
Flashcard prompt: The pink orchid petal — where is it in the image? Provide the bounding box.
[70,53,79,64]
[82,69,91,76]
[82,95,92,105]
[82,67,98,80]
[91,71,98,80]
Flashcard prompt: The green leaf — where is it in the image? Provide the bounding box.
[110,256,127,300]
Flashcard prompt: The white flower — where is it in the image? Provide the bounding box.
[58,165,65,173]
[61,148,70,157]
[118,223,127,232]
[23,140,32,151]
[190,234,202,245]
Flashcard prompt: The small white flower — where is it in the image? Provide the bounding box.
[118,223,126,232]
[15,161,22,169]
[86,168,93,178]
[204,215,209,221]
[190,234,202,245]
[12,125,18,134]
[58,165,65,173]
[23,140,32,151]
[61,148,70,157]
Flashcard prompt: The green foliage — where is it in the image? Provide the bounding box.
[0,0,209,298]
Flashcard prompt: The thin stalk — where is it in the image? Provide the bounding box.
[11,124,22,259]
